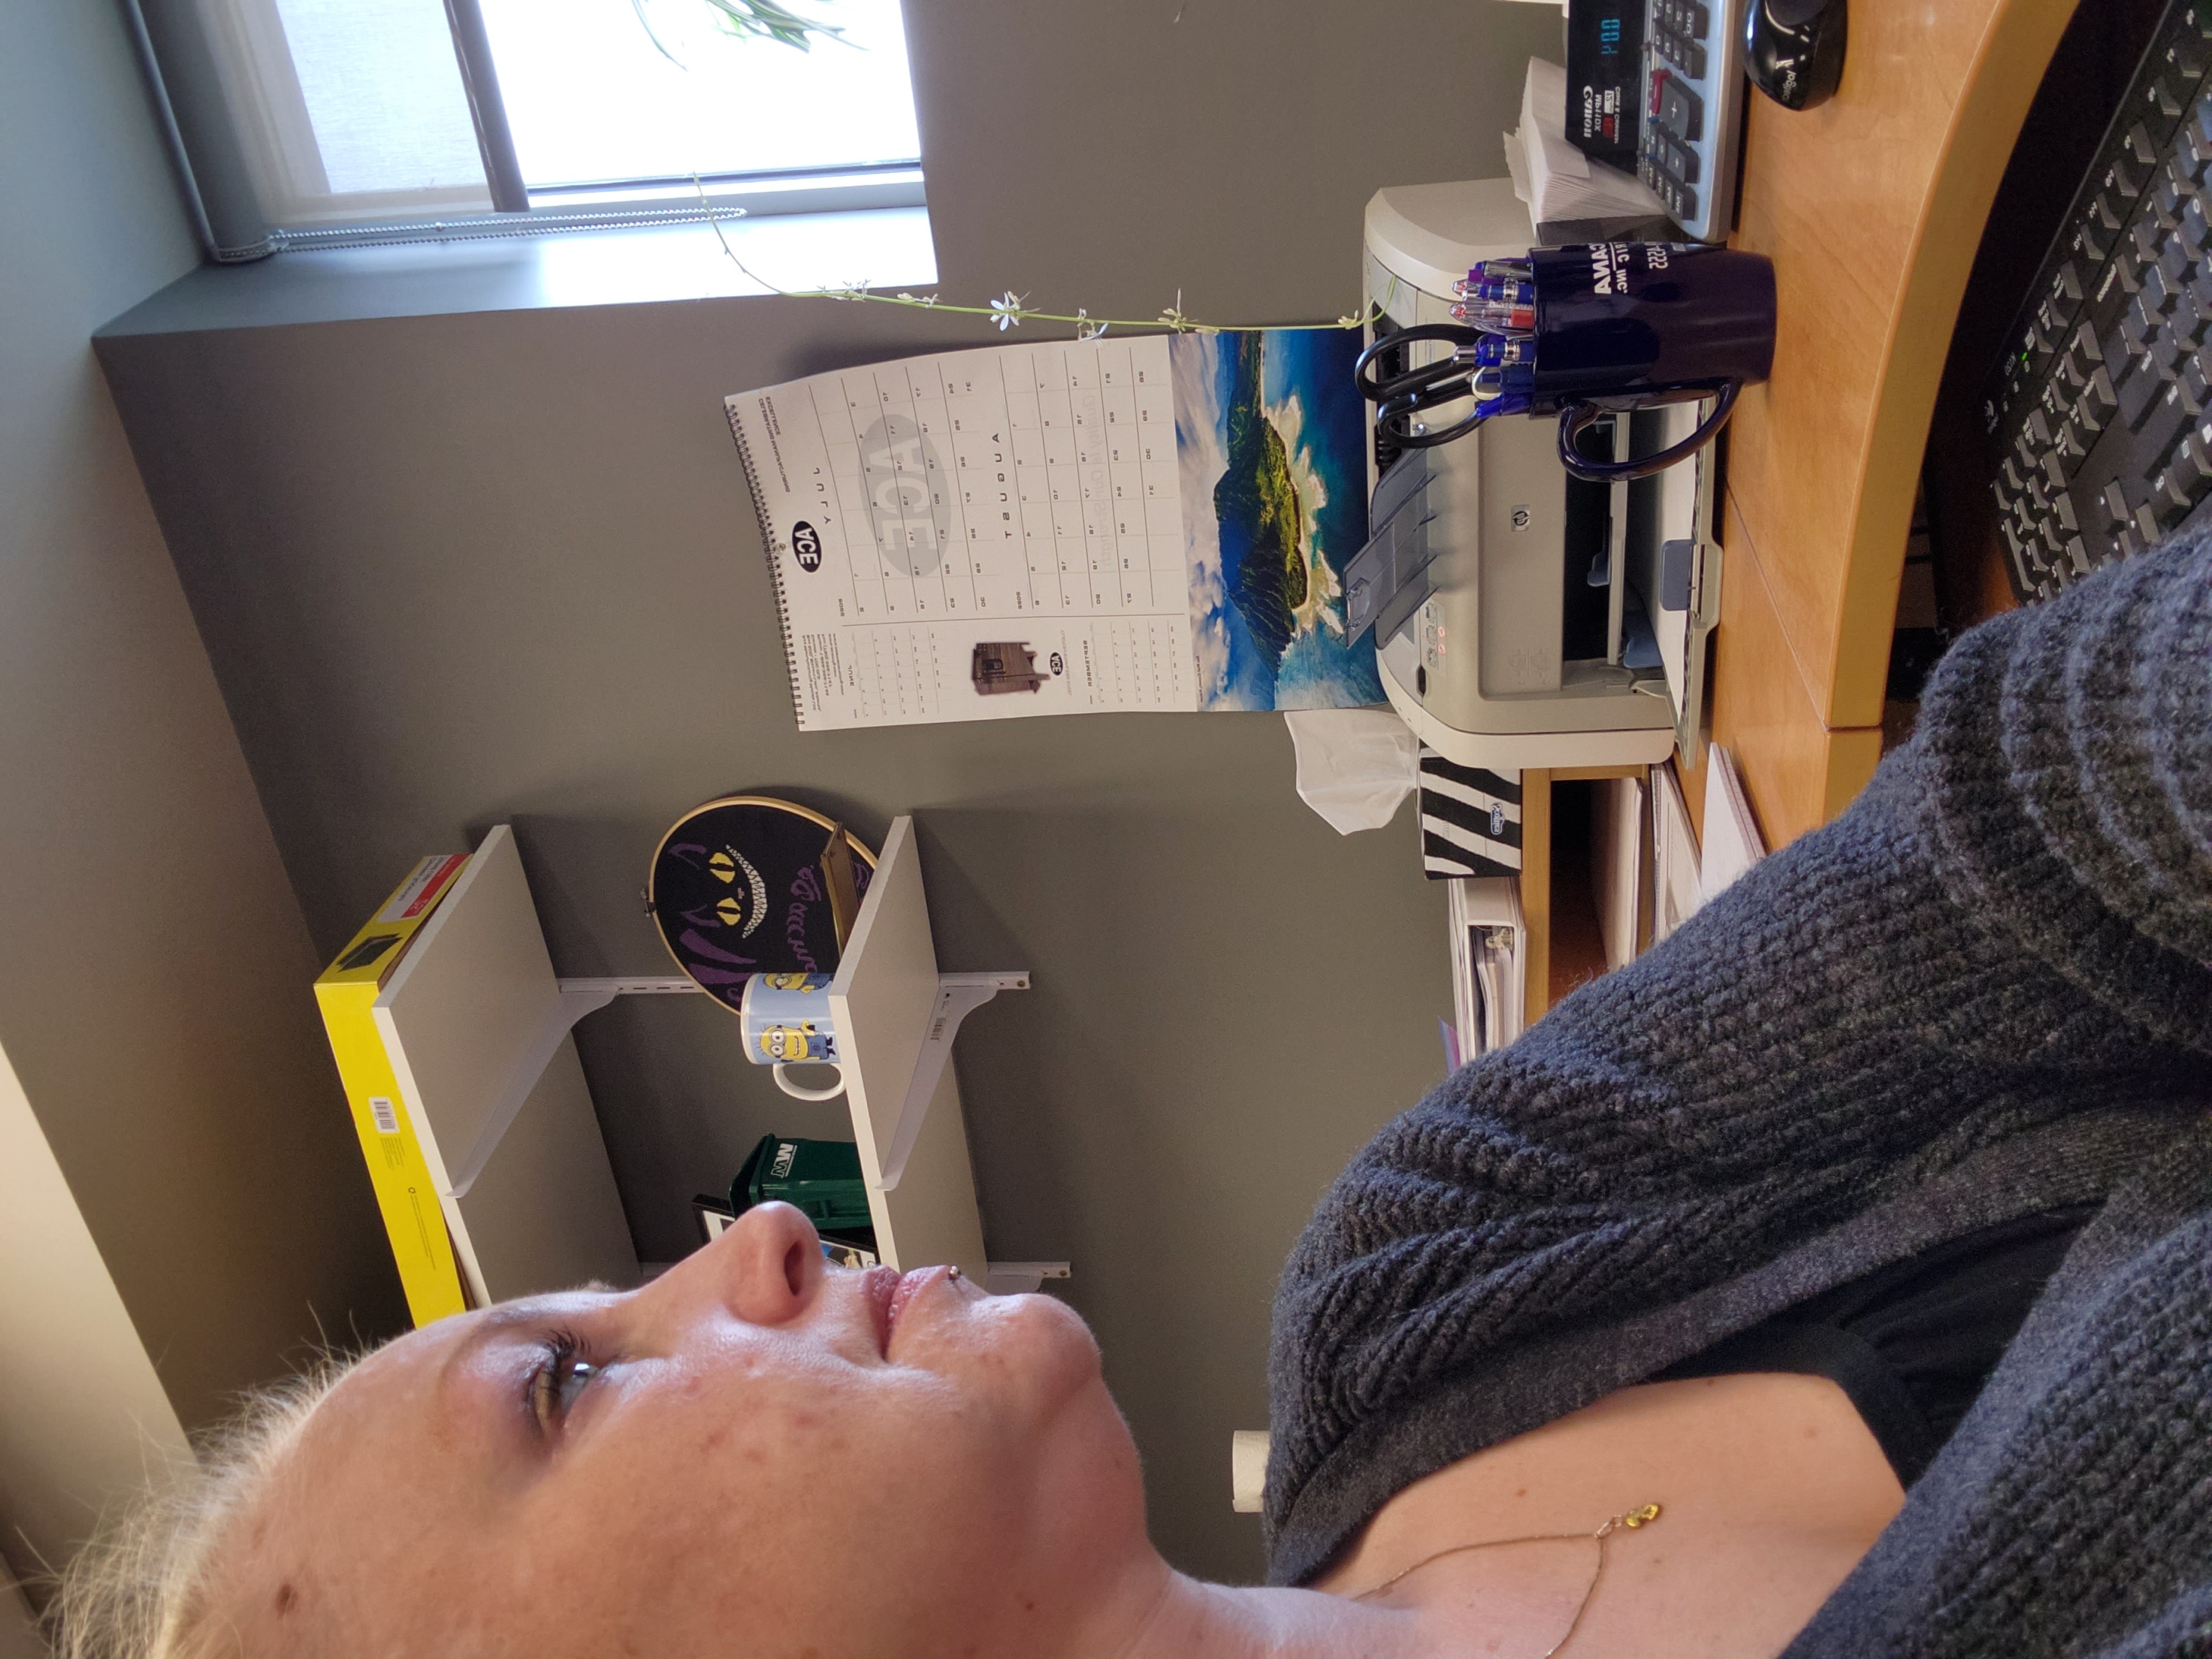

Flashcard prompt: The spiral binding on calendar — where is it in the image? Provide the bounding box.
[724,398,811,725]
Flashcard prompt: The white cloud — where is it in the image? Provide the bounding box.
[1171,336,1232,703]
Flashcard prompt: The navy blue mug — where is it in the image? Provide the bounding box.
[1529,243,1776,482]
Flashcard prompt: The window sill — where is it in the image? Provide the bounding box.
[95,204,936,337]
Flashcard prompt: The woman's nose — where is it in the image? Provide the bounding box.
[689,1200,825,1325]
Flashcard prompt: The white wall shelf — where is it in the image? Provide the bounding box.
[399,816,1056,1293]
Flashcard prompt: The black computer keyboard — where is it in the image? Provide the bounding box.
[1983,0,2212,602]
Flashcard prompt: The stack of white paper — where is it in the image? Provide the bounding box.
[1448,877,1527,1058]
[1505,59,1673,231]
[1590,775,1648,972]
[1649,761,1705,942]
[1699,746,1768,902]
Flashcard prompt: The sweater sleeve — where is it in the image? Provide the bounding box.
[1264,534,2212,1579]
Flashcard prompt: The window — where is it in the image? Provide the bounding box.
[479,0,920,207]
[137,0,925,258]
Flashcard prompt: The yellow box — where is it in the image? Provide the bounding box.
[315,854,472,1325]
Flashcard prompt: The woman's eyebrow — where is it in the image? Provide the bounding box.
[435,1305,556,1434]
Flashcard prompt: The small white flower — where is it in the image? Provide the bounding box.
[990,290,1027,331]
[1075,309,1108,342]
[1159,288,1192,331]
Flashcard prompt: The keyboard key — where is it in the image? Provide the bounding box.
[2183,196,2212,250]
[2117,352,2164,426]
[1669,135,1700,182]
[2183,348,2212,409]
[2084,364,2120,426]
[2175,428,2212,492]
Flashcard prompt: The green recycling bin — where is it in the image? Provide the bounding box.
[730,1135,875,1235]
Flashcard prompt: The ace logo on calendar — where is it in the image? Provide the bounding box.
[791,522,823,570]
[726,328,1380,730]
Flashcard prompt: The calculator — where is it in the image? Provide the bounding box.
[1634,0,1747,241]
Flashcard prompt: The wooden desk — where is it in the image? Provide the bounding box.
[1706,0,2077,846]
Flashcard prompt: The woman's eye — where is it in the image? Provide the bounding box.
[528,1341,598,1434]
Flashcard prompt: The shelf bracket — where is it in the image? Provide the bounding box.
[447,976,699,1198]
[875,970,1029,1192]
[984,1261,1071,1295]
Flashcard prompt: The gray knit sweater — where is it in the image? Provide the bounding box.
[1265,535,2212,1655]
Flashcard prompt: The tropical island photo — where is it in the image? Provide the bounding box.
[1171,327,1382,710]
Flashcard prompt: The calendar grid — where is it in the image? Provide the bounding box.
[733,329,1373,731]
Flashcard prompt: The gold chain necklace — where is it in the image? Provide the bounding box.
[1352,1502,1663,1659]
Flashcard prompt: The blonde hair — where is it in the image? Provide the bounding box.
[44,1358,356,1659]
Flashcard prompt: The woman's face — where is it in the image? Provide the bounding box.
[216,1204,1153,1657]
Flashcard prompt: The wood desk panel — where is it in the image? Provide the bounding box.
[1712,498,1884,848]
[1724,0,2077,732]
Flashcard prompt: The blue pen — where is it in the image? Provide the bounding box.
[1451,273,1537,304]
[1470,336,1537,369]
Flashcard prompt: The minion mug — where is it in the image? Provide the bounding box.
[739,972,846,1101]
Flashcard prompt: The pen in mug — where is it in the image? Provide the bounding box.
[1469,335,1537,369]
[1450,296,1537,331]
[1450,274,1536,304]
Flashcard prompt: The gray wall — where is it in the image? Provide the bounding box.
[0,0,407,1457]
[97,0,1561,1583]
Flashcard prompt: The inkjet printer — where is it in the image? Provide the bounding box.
[1355,180,1723,769]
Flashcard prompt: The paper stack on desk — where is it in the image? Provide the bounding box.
[1505,58,1673,239]
[1699,745,1768,902]
[1448,876,1526,1059]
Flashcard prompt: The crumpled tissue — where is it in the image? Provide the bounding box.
[1284,709,1419,834]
